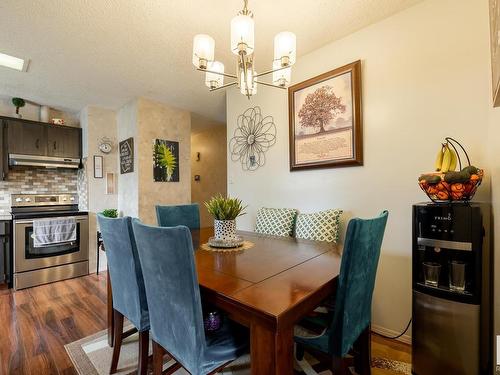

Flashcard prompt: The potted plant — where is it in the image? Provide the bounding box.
[205,194,246,241]
[101,209,118,218]
[12,97,25,118]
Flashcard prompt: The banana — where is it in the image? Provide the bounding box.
[441,145,452,173]
[435,144,445,171]
[449,146,458,171]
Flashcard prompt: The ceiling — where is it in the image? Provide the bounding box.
[0,0,422,122]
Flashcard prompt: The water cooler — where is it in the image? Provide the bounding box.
[412,202,492,375]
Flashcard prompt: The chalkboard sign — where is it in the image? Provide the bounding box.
[119,137,134,174]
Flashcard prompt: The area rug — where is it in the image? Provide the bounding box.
[65,328,410,375]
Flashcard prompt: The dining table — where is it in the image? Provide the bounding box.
[106,227,342,375]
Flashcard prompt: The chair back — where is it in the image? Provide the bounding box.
[132,220,205,373]
[330,211,388,356]
[155,203,200,229]
[97,214,149,331]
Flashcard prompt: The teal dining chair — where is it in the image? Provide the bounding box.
[295,210,389,375]
[97,214,150,375]
[155,203,200,229]
[131,220,249,375]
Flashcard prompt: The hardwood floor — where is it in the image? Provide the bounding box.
[0,273,410,375]
[0,273,108,375]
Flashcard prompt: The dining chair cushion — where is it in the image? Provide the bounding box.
[97,214,149,332]
[155,203,200,229]
[255,207,298,237]
[295,209,343,243]
[294,210,389,357]
[131,220,248,375]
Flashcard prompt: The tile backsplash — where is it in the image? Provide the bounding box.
[0,167,78,214]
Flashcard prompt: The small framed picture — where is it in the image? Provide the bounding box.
[94,155,103,178]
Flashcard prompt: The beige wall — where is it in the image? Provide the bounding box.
[80,106,118,273]
[488,107,500,369]
[137,98,191,225]
[191,124,227,227]
[117,100,139,218]
[226,0,492,343]
[117,98,191,225]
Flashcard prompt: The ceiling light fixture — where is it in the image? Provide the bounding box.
[0,52,29,72]
[192,0,296,99]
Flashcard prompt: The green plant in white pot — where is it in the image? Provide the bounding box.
[205,194,246,241]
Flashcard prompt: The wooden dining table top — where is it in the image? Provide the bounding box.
[192,227,342,324]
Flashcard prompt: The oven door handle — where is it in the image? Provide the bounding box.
[14,216,88,225]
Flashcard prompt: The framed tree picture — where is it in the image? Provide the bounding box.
[288,60,363,171]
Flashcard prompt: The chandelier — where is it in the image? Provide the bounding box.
[192,0,297,98]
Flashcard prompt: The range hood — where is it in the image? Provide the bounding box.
[9,154,81,169]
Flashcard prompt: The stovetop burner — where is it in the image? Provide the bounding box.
[11,193,86,220]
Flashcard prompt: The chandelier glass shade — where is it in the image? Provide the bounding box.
[192,0,296,98]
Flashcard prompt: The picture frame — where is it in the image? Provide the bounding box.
[288,60,363,171]
[93,155,103,178]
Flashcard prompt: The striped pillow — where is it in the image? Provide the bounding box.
[295,209,343,243]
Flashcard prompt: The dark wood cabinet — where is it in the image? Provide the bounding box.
[0,117,82,180]
[7,119,47,156]
[47,126,81,158]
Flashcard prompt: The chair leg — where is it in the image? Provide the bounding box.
[331,355,349,375]
[353,326,371,375]
[296,343,305,361]
[137,330,149,375]
[110,309,124,374]
[152,340,166,375]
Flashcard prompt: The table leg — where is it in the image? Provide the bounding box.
[107,271,114,347]
[250,323,294,374]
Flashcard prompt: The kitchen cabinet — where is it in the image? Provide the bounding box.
[1,117,81,159]
[47,126,81,158]
[7,119,47,156]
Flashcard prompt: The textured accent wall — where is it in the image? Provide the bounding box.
[0,167,78,214]
[117,98,191,225]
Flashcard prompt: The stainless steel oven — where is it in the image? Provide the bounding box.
[12,193,89,290]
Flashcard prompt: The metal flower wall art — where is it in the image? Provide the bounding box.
[230,106,277,171]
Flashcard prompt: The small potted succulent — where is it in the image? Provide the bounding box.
[101,209,118,218]
[12,97,25,118]
[204,194,246,241]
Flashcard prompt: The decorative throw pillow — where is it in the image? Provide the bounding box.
[295,209,343,243]
[255,207,298,237]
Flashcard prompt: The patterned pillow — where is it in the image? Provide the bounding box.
[295,209,343,243]
[255,207,298,237]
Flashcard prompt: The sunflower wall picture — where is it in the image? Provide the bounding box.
[153,139,179,182]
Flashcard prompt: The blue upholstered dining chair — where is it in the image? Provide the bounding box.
[132,220,249,375]
[155,203,200,229]
[97,214,150,375]
[295,211,389,375]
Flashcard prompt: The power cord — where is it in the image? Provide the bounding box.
[375,318,412,340]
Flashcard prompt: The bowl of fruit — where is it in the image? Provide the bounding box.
[418,137,483,203]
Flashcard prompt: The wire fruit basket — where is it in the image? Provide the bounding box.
[418,137,483,203]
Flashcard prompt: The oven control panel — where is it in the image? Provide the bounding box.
[11,194,79,207]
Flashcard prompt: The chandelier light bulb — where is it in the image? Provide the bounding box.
[192,34,215,69]
[205,61,225,89]
[231,15,255,55]
[274,31,296,66]
[272,60,291,87]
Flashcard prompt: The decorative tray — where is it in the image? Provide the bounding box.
[207,235,244,249]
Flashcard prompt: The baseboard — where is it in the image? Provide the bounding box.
[371,324,412,345]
